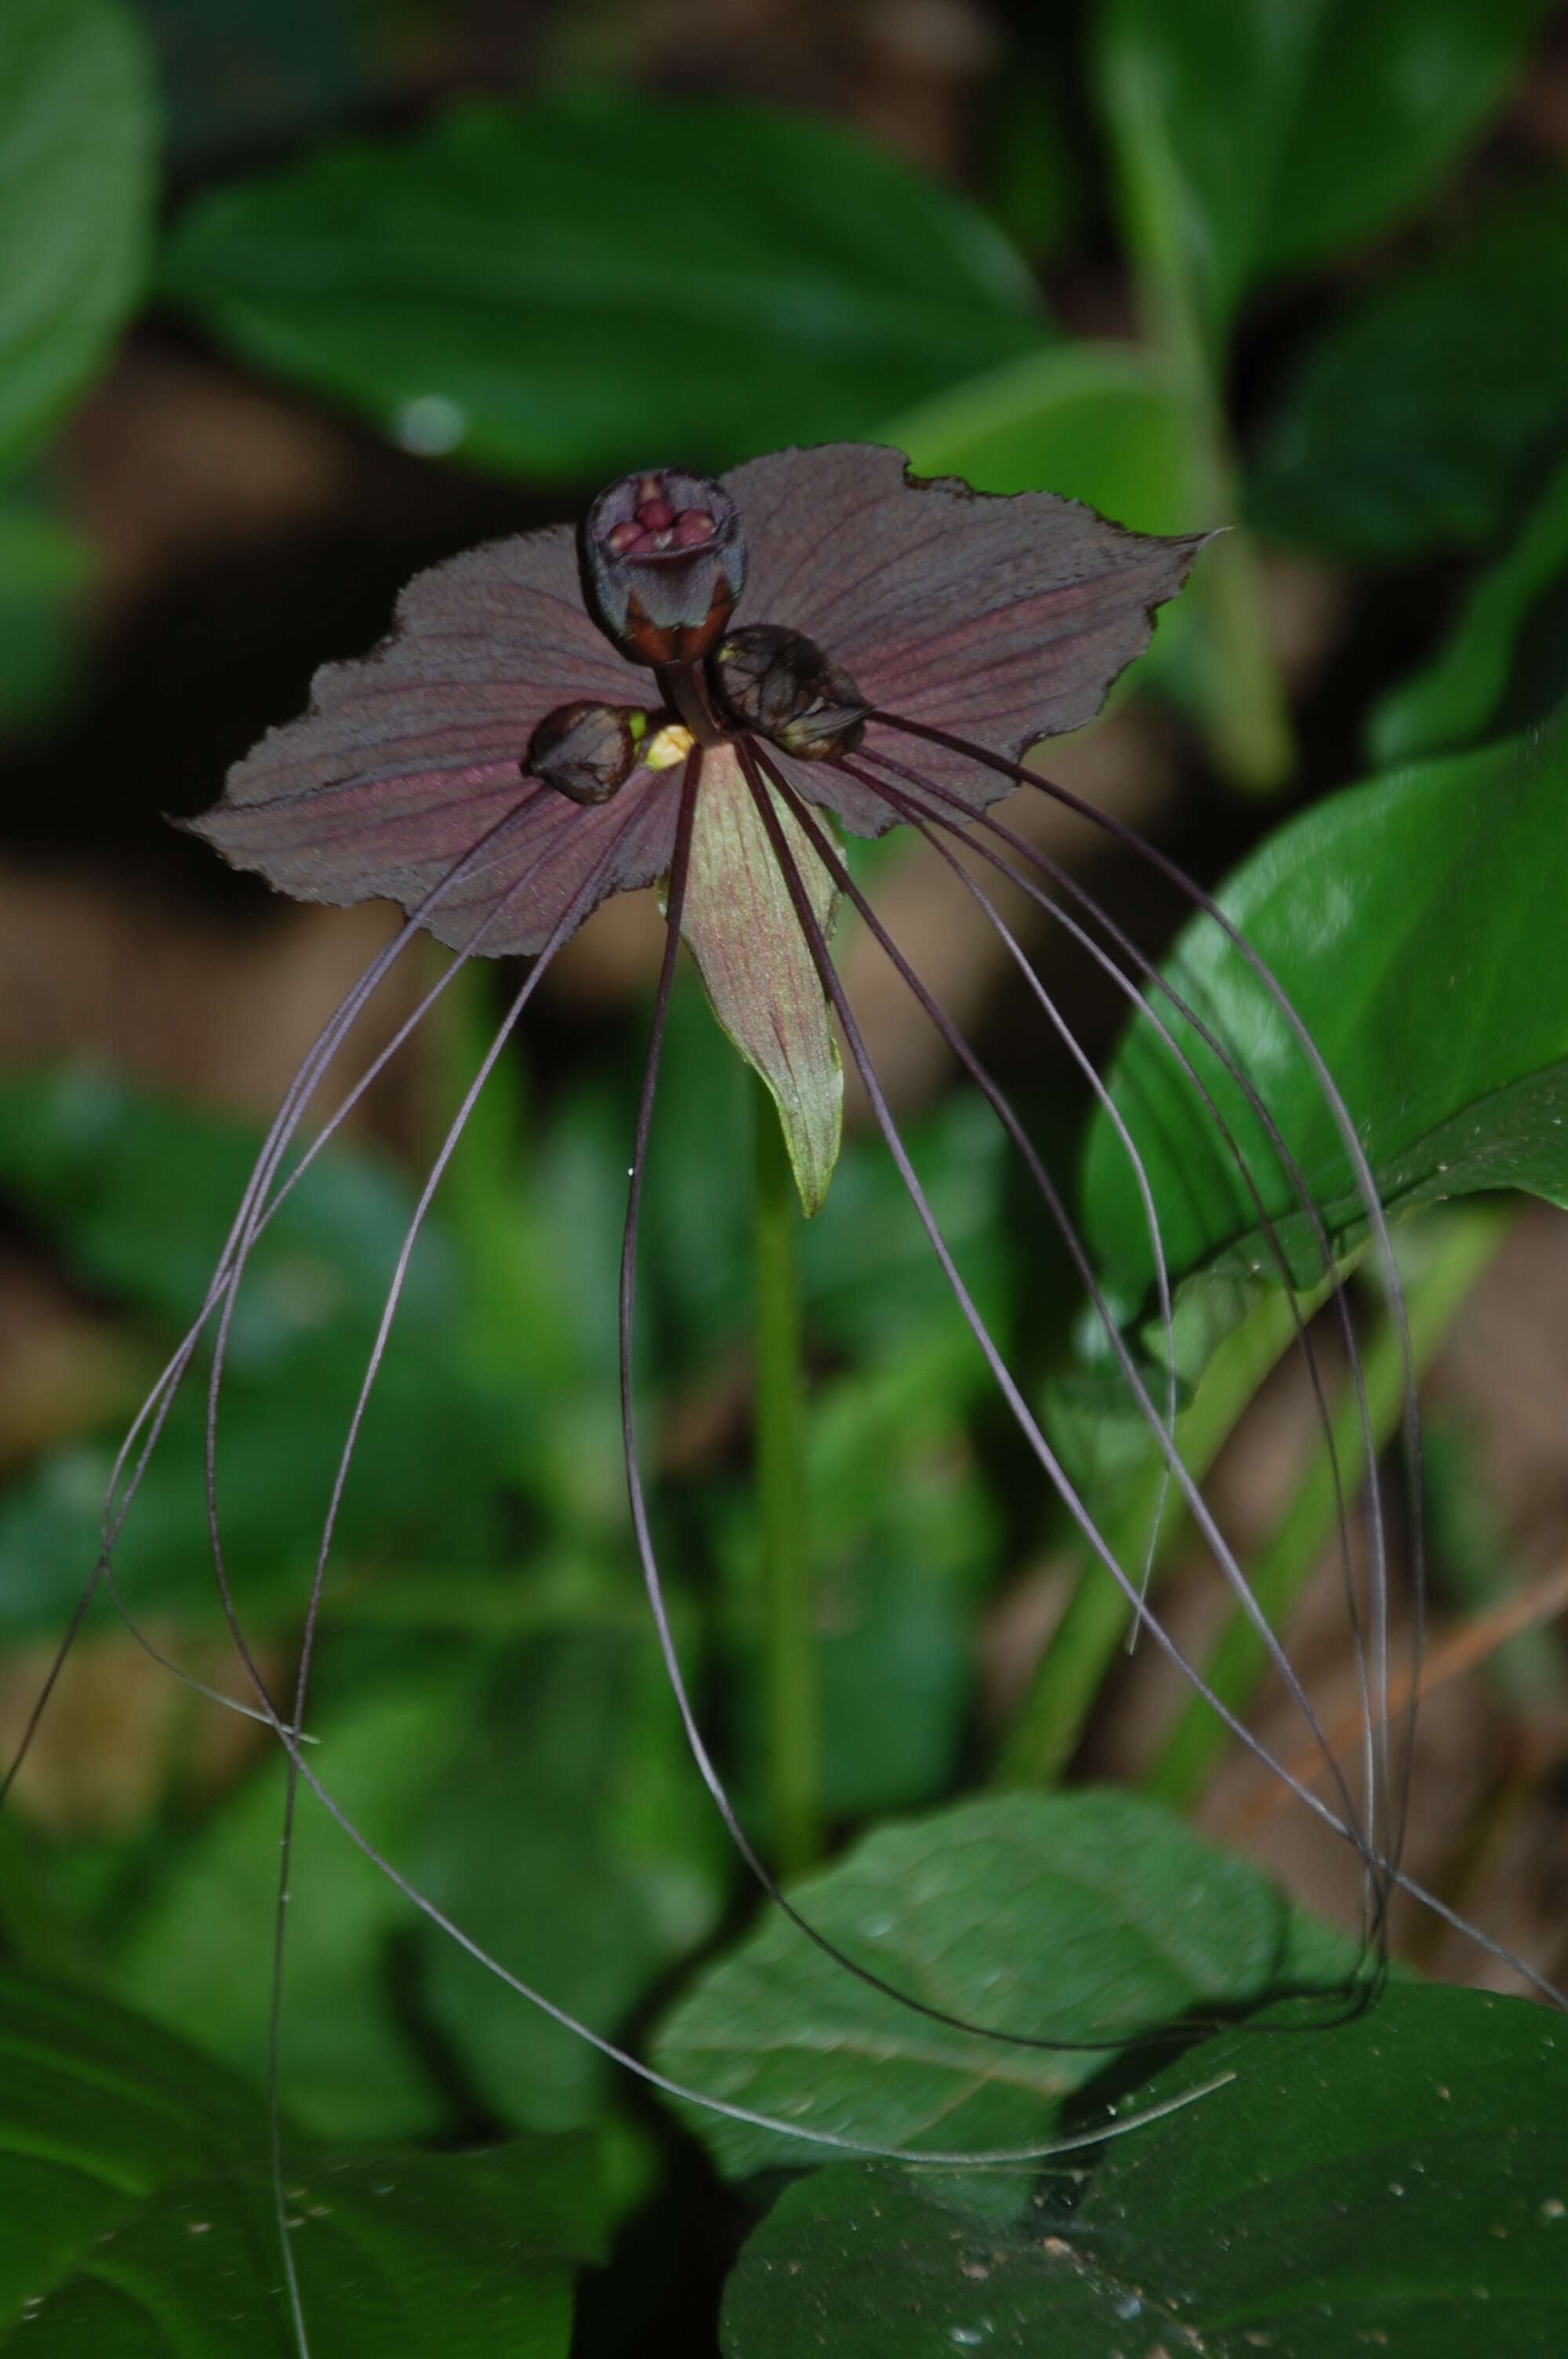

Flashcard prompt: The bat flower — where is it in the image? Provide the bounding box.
[194,443,1204,1213]
[31,445,1560,2359]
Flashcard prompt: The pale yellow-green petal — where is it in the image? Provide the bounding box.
[673,744,841,1217]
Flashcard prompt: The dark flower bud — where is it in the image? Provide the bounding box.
[582,468,747,664]
[707,625,870,760]
[524,701,646,803]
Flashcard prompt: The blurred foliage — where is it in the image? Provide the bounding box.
[160,91,1046,476]
[2,0,1568,2349]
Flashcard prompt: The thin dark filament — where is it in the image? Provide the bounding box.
[618,740,1232,2055]
[174,747,1232,2175]
[848,742,1381,1899]
[1,788,578,1802]
[850,775,1182,1634]
[844,748,1378,1872]
[869,712,1411,1883]
[762,754,1377,1906]
[793,765,1566,2005]
[217,803,661,2359]
[741,750,1446,1958]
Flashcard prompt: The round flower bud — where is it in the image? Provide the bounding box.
[524,702,644,804]
[707,625,870,760]
[582,469,747,664]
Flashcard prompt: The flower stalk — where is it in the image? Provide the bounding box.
[751,1067,820,1875]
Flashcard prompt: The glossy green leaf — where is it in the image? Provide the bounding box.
[653,1790,1352,2179]
[1081,713,1568,1310]
[1370,449,1568,761]
[0,0,157,474]
[0,1965,602,2354]
[724,1985,1568,2357]
[1250,184,1568,560]
[161,92,1046,480]
[1097,0,1552,350]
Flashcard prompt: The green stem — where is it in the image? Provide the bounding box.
[1145,1205,1510,1812]
[1106,45,1294,791]
[752,1071,819,1873]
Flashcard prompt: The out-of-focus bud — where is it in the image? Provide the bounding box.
[708,625,869,759]
[582,469,747,663]
[524,702,646,803]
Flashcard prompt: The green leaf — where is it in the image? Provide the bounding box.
[0,1965,603,2354]
[1097,0,1553,351]
[653,1790,1352,2179]
[1081,713,1568,1312]
[1370,449,1568,761]
[0,1067,510,1637]
[161,92,1046,480]
[113,1673,477,2142]
[1250,184,1568,561]
[887,341,1194,533]
[0,0,157,475]
[0,1065,461,1357]
[723,1986,1568,2357]
[412,1632,729,2137]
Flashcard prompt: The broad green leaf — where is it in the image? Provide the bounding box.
[1097,0,1553,351]
[0,0,157,474]
[724,1986,1568,2357]
[1370,449,1568,761]
[413,1631,729,2137]
[0,1965,603,2354]
[0,1066,455,1359]
[653,1790,1352,2178]
[0,1066,510,1637]
[0,503,91,735]
[114,1672,477,2141]
[1081,713,1568,1310]
[1250,184,1568,561]
[0,1964,262,2321]
[161,92,1046,480]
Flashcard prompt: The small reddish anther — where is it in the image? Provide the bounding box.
[604,519,644,555]
[673,511,714,547]
[636,496,676,531]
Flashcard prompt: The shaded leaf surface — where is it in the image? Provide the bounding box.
[0,1967,603,2354]
[1250,185,1568,560]
[654,1790,1351,2178]
[412,1632,728,2137]
[161,93,1045,479]
[0,1067,506,1636]
[1098,0,1552,348]
[1370,449,1568,762]
[724,1985,1568,2357]
[0,0,157,474]
[1081,714,1568,1307]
